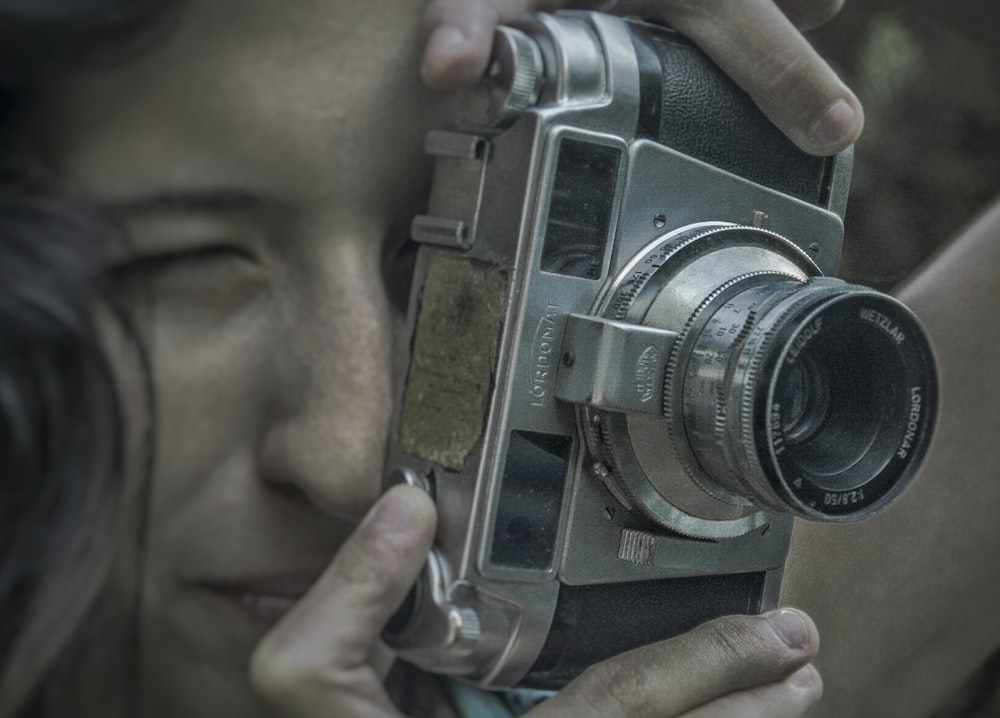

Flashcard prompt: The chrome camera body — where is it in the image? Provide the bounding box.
[384,11,937,690]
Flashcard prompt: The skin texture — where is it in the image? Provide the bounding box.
[23,1,823,717]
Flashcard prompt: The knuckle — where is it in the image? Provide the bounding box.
[339,516,417,589]
[703,618,757,664]
[698,613,803,669]
[330,545,384,594]
[575,654,651,717]
[748,49,829,121]
[699,612,800,668]
[330,553,402,612]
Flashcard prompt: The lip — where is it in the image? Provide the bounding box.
[198,572,322,628]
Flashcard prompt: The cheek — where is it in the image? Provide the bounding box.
[136,235,398,515]
[142,305,271,515]
[314,244,398,413]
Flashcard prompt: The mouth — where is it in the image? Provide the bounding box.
[199,573,321,628]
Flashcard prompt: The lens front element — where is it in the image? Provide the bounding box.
[753,291,936,518]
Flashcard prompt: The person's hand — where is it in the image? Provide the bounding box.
[422,0,863,156]
[524,608,822,718]
[248,484,823,717]
[249,484,437,716]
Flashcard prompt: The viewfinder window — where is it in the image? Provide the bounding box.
[541,139,620,280]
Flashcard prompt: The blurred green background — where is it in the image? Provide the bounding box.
[809,3,1000,290]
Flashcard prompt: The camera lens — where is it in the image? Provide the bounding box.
[680,279,937,520]
[769,309,892,486]
[589,224,937,535]
[774,356,830,447]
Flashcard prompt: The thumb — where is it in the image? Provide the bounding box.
[527,610,821,718]
[249,485,437,717]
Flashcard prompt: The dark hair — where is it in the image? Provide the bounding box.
[0,145,124,696]
[0,0,173,87]
[0,1,173,713]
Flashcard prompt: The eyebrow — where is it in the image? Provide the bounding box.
[104,188,264,216]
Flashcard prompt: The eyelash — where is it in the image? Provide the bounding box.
[111,244,255,279]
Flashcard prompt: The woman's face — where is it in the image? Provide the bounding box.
[28,1,440,715]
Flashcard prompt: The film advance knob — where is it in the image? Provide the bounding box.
[486,26,544,124]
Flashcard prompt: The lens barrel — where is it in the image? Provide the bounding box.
[591,224,937,532]
[679,277,937,520]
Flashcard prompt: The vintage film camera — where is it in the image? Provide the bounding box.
[384,11,938,690]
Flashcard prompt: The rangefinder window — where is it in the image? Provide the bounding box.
[540,138,620,280]
[488,431,571,570]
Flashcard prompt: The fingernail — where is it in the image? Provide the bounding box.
[372,492,417,536]
[789,663,820,688]
[766,608,811,649]
[808,98,859,152]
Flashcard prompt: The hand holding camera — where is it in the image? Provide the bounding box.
[250,485,821,718]
[252,4,928,717]
[421,0,864,156]
[388,8,934,689]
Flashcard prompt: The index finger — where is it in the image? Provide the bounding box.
[651,0,863,155]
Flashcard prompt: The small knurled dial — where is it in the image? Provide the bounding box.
[486,26,544,125]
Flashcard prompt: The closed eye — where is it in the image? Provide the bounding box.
[111,244,258,280]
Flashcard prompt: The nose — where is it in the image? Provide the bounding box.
[257,239,393,520]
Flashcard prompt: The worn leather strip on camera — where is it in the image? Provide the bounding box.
[399,251,507,471]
